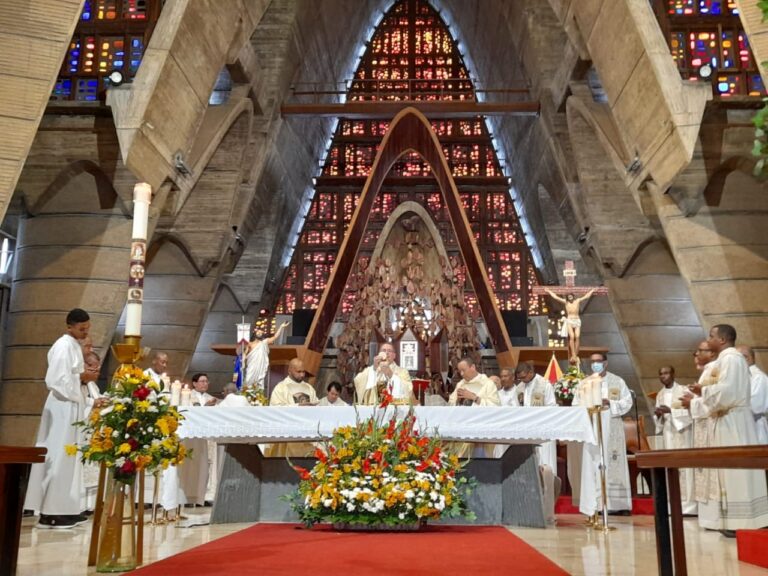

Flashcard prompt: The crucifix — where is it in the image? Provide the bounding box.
[532,261,608,364]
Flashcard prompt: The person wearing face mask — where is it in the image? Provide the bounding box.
[574,352,633,517]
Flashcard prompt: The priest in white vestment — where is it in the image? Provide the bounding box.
[448,357,500,458]
[25,309,100,528]
[737,345,768,444]
[179,373,217,506]
[267,359,319,457]
[243,321,290,389]
[682,325,768,533]
[353,342,415,405]
[654,366,696,515]
[496,368,518,407]
[317,381,348,406]
[143,351,169,391]
[572,353,633,517]
[515,362,559,525]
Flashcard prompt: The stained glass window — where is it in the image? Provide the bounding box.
[52,1,158,101]
[661,2,762,96]
[274,0,545,323]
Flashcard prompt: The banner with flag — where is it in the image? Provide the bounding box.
[233,354,243,390]
[543,353,563,384]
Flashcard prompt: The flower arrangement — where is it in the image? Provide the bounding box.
[68,365,187,482]
[243,385,269,406]
[287,405,475,528]
[554,365,584,404]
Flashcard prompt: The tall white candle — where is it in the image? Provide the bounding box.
[125,182,152,338]
[132,182,152,239]
[591,376,603,407]
[125,303,142,337]
[170,379,182,406]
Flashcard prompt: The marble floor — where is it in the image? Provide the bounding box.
[16,511,768,575]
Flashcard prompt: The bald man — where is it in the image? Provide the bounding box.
[266,359,319,457]
[144,351,169,391]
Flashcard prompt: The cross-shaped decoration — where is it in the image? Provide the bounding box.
[532,261,608,297]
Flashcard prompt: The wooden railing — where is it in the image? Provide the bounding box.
[636,446,768,576]
[0,446,47,576]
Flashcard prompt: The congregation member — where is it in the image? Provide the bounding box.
[572,352,633,516]
[25,309,100,529]
[448,357,500,457]
[514,362,558,525]
[354,342,414,405]
[496,368,517,407]
[318,381,348,406]
[682,324,768,534]
[244,320,291,389]
[737,345,768,444]
[653,366,696,514]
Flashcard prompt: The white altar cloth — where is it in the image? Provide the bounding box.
[177,406,596,446]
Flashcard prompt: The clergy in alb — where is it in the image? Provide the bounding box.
[244,320,291,389]
[267,358,319,457]
[738,345,768,444]
[682,325,768,532]
[654,365,696,515]
[353,342,415,405]
[448,357,500,458]
[317,381,347,406]
[572,353,633,516]
[25,309,101,529]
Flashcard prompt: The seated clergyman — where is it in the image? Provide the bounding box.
[353,342,415,405]
[318,381,348,406]
[448,357,500,458]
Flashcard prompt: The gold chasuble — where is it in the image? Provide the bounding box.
[265,378,320,457]
[448,374,501,458]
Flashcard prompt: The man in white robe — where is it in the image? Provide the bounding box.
[573,353,633,517]
[496,368,518,407]
[515,362,559,526]
[737,345,768,444]
[682,324,768,534]
[25,308,100,529]
[654,365,696,515]
[180,373,216,507]
[317,382,348,406]
[143,352,169,391]
[353,342,415,405]
[243,321,290,389]
[448,357,500,458]
[267,359,319,457]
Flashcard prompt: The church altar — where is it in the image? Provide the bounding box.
[178,406,596,528]
[177,405,596,445]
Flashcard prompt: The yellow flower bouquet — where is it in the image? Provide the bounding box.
[242,385,269,406]
[287,408,475,528]
[70,365,187,482]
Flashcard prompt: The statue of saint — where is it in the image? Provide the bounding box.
[545,289,594,364]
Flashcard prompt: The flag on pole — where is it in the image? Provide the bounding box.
[543,353,563,384]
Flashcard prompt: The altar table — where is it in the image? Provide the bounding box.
[177,406,595,528]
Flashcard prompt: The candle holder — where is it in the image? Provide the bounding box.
[111,335,144,370]
[587,405,616,533]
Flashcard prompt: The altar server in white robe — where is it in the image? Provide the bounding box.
[317,381,348,406]
[515,362,558,525]
[267,359,319,457]
[25,309,100,528]
[448,357,500,458]
[682,325,768,533]
[179,373,216,506]
[738,345,768,444]
[244,321,290,389]
[654,366,696,515]
[573,353,633,517]
[354,342,415,405]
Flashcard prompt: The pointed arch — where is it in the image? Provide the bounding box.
[301,107,517,374]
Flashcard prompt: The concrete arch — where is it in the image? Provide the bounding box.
[29,160,130,216]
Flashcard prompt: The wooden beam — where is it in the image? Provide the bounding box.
[281,101,540,119]
[636,445,768,469]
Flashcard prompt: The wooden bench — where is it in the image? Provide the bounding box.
[0,446,46,576]
[636,446,768,576]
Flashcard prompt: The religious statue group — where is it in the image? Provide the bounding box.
[21,308,768,536]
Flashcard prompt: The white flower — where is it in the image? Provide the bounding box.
[323,498,333,508]
[430,491,438,501]
[347,503,355,512]
[399,512,405,520]
[405,490,414,500]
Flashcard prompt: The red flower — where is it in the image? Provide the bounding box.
[416,461,430,472]
[120,460,136,475]
[417,437,429,448]
[385,419,397,439]
[362,459,371,474]
[314,448,327,463]
[293,465,311,480]
[379,390,393,409]
[372,450,383,463]
[127,438,139,451]
[132,386,150,400]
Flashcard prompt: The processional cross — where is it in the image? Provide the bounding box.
[532,261,608,363]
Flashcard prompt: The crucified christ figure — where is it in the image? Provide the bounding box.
[545,288,594,364]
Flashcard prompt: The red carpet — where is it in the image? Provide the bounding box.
[555,495,654,515]
[132,523,569,575]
